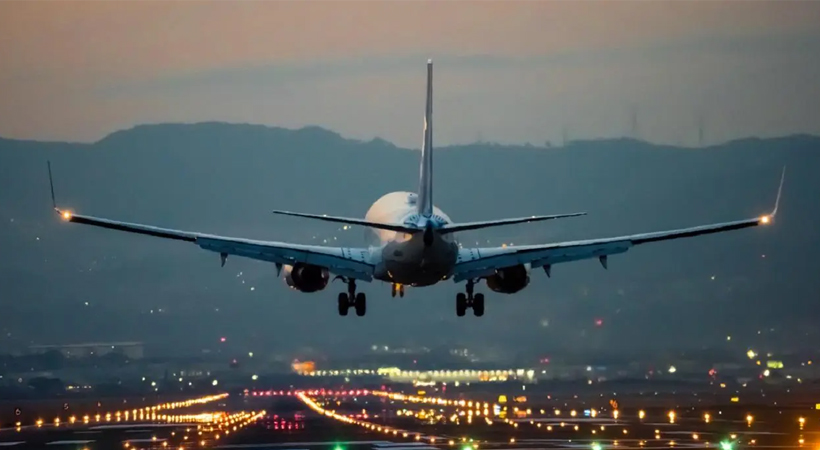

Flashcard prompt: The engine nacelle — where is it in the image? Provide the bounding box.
[282,263,330,293]
[485,264,531,294]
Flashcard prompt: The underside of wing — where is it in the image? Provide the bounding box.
[49,161,375,282]
[57,210,375,281]
[452,216,771,282]
[196,235,373,281]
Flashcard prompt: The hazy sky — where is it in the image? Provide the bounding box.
[1,1,819,147]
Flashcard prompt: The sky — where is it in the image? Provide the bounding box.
[1,1,820,148]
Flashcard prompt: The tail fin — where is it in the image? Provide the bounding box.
[418,59,434,218]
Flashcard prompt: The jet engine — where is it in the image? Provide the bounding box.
[282,263,330,292]
[485,264,531,294]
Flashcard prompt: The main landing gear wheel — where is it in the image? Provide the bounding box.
[338,293,349,316]
[354,292,367,316]
[455,279,484,317]
[456,293,467,316]
[473,293,485,317]
[337,278,366,317]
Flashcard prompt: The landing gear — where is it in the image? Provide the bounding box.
[473,293,484,317]
[337,278,366,316]
[391,284,405,298]
[338,293,349,316]
[354,292,366,316]
[456,279,485,317]
[456,293,467,316]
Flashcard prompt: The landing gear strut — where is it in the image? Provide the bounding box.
[337,278,366,316]
[456,279,484,317]
[391,283,405,298]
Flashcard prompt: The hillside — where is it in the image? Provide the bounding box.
[1,123,818,357]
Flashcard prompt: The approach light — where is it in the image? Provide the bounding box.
[592,443,603,450]
[720,441,733,450]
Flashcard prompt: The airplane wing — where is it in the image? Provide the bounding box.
[48,164,374,281]
[451,168,785,283]
[56,210,375,281]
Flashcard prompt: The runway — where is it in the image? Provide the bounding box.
[0,388,814,449]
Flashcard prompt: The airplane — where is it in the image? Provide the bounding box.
[48,59,785,318]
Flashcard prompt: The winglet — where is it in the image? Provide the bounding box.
[759,166,785,225]
[771,165,786,217]
[47,160,57,210]
[47,161,73,221]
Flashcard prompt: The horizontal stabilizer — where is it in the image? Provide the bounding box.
[272,210,420,233]
[439,212,587,234]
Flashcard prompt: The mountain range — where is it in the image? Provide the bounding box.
[1,123,818,359]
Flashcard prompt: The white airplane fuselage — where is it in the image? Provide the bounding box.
[364,191,458,286]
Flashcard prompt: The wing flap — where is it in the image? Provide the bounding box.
[197,236,373,280]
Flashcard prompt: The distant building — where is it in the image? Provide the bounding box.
[28,342,144,359]
[292,360,316,374]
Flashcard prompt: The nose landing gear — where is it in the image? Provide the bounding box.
[335,277,366,316]
[456,279,484,317]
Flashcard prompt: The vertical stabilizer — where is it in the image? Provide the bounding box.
[418,59,434,218]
